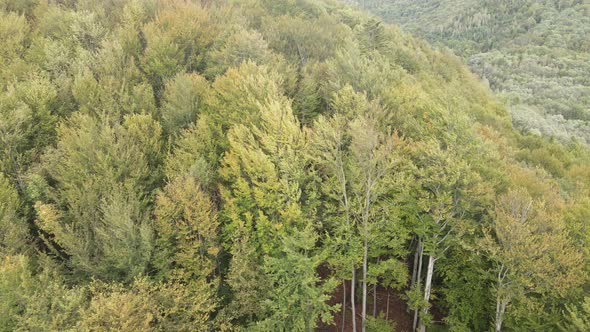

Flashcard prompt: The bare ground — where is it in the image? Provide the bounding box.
[318,281,413,332]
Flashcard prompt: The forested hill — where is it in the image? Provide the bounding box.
[345,0,590,144]
[1,0,589,331]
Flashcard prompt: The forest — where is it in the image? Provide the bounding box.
[0,0,589,331]
[346,0,590,144]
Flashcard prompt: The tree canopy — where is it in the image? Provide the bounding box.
[0,0,588,331]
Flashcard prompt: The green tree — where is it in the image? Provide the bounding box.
[310,87,410,332]
[219,96,334,328]
[348,114,407,332]
[221,230,270,326]
[164,114,222,191]
[204,28,278,79]
[0,175,29,255]
[255,227,339,331]
[0,255,33,331]
[34,113,162,282]
[0,74,57,187]
[207,61,287,136]
[311,112,361,331]
[140,1,218,99]
[483,189,585,332]
[562,297,590,332]
[153,175,220,282]
[77,278,216,331]
[409,140,484,332]
[160,72,210,136]
[72,39,154,119]
[219,97,310,254]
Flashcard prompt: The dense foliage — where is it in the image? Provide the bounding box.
[0,0,589,331]
[346,0,590,144]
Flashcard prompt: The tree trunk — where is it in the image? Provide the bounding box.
[362,236,368,332]
[373,283,377,317]
[495,298,507,332]
[410,238,421,289]
[351,265,357,332]
[386,291,390,320]
[495,268,509,332]
[413,306,419,332]
[361,175,372,332]
[412,242,424,332]
[342,280,346,332]
[419,255,436,332]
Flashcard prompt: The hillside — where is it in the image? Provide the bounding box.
[0,0,589,331]
[346,0,590,144]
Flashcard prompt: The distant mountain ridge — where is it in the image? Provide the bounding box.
[345,0,590,144]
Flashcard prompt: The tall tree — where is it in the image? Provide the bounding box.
[311,112,360,332]
[219,96,334,328]
[0,175,29,255]
[311,86,409,332]
[0,75,58,188]
[160,72,210,136]
[483,188,585,332]
[153,175,220,282]
[256,227,338,331]
[34,113,162,282]
[409,140,482,332]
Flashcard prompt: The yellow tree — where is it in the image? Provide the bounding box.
[219,96,336,328]
[310,86,409,332]
[0,175,29,255]
[34,113,162,282]
[484,189,585,332]
[154,175,220,282]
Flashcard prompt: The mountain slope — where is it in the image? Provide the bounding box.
[346,0,590,143]
[0,0,588,331]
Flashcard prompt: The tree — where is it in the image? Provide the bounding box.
[409,140,483,332]
[140,1,218,99]
[256,227,339,331]
[34,113,162,282]
[219,96,334,328]
[0,255,33,331]
[77,278,216,331]
[311,112,361,332]
[0,175,29,255]
[562,297,590,332]
[160,72,210,136]
[0,255,88,331]
[164,114,222,192]
[219,97,310,254]
[483,188,585,332]
[261,13,348,66]
[72,39,154,119]
[0,10,29,85]
[206,61,287,136]
[153,175,220,282]
[0,74,58,187]
[221,230,271,326]
[204,28,278,79]
[14,263,87,331]
[348,115,406,332]
[310,86,409,332]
